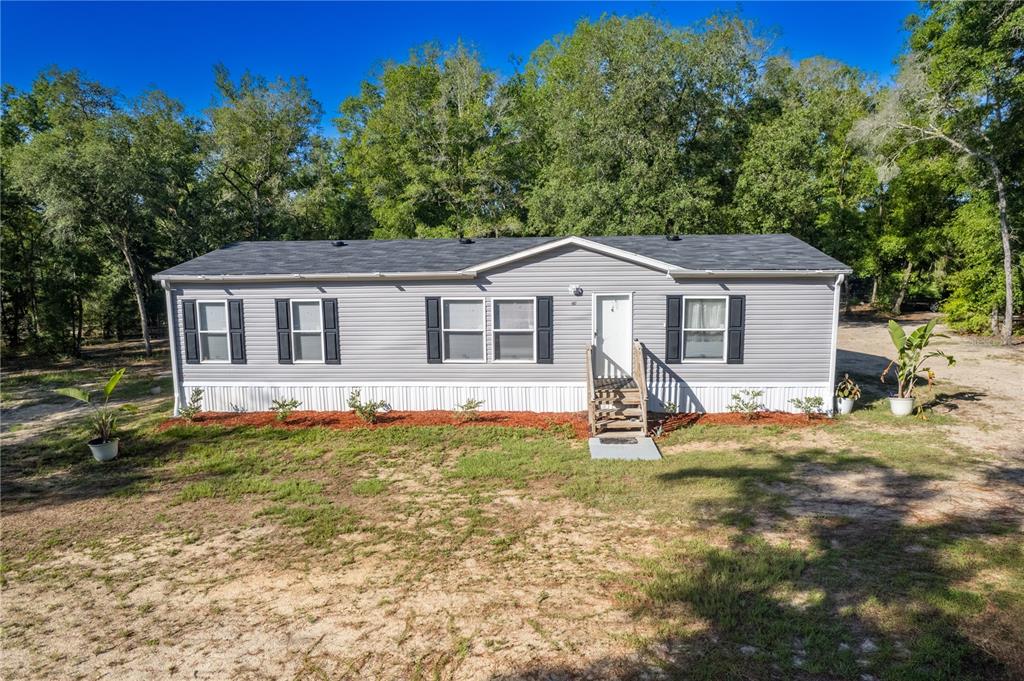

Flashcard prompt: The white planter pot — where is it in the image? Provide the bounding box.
[88,438,119,462]
[888,397,915,417]
[837,397,855,415]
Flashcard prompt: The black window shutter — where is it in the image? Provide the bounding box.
[182,299,200,364]
[323,298,340,365]
[536,296,554,363]
[727,295,746,364]
[665,296,682,363]
[425,297,442,363]
[228,299,246,364]
[275,299,292,364]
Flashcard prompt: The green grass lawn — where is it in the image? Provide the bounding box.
[1,369,1021,679]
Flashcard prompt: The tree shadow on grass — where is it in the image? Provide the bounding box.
[0,424,265,514]
[491,448,1024,680]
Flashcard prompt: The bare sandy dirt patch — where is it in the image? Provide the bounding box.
[837,314,1023,459]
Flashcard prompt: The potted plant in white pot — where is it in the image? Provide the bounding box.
[54,368,136,461]
[835,374,861,415]
[881,319,955,417]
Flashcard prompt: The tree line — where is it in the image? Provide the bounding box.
[2,1,1020,357]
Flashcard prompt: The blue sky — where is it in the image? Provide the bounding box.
[2,1,916,131]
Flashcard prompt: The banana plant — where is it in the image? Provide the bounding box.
[881,319,956,399]
[54,368,137,443]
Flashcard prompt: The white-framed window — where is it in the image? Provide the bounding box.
[492,298,536,362]
[197,300,230,363]
[682,296,728,362]
[290,299,324,363]
[441,298,485,362]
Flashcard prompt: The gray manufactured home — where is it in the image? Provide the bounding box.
[154,235,851,435]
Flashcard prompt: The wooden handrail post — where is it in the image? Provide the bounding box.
[632,340,648,435]
[585,344,596,437]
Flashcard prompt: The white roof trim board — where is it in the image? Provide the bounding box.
[466,237,685,276]
[154,234,852,283]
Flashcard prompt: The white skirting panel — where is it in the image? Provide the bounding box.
[187,382,588,413]
[648,383,832,414]
[184,381,832,414]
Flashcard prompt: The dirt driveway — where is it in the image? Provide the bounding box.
[838,313,1023,458]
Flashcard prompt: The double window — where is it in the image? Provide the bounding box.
[492,298,535,362]
[682,297,728,361]
[197,301,229,363]
[442,298,485,362]
[291,300,325,363]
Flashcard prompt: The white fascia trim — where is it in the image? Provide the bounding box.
[463,237,686,276]
[152,271,475,284]
[671,269,852,279]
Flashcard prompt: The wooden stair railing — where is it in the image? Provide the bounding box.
[585,344,596,436]
[631,339,649,435]
[585,341,649,438]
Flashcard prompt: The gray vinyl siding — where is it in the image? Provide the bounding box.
[171,245,836,385]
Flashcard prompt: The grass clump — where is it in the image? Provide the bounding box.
[351,477,389,496]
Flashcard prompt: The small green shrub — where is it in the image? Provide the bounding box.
[347,389,391,423]
[789,396,825,417]
[271,398,302,422]
[179,388,204,422]
[728,389,765,420]
[455,397,485,422]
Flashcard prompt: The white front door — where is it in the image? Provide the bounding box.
[593,294,632,379]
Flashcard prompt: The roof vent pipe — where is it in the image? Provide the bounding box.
[458,237,474,245]
[332,240,345,247]
[665,218,679,241]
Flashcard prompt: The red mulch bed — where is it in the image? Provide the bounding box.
[651,411,830,435]
[160,409,828,440]
[159,410,592,439]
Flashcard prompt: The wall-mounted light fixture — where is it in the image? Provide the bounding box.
[569,284,584,297]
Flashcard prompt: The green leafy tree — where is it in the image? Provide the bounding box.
[520,15,764,236]
[208,65,323,241]
[733,58,876,261]
[338,43,521,239]
[11,72,203,355]
[852,1,1022,342]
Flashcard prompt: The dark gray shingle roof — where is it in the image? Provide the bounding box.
[155,234,850,279]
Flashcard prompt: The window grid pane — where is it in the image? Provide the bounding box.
[200,333,229,361]
[443,300,483,330]
[292,301,322,331]
[293,332,324,361]
[444,331,484,361]
[495,331,534,361]
[684,299,726,330]
[683,330,725,360]
[494,300,534,330]
[198,302,227,331]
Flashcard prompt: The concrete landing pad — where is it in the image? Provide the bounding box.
[588,436,662,460]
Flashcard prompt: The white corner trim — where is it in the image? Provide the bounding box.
[827,273,844,415]
[162,281,183,416]
[463,237,686,276]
